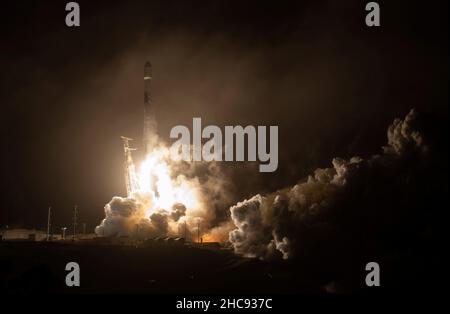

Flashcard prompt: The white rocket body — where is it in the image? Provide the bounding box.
[143,61,158,155]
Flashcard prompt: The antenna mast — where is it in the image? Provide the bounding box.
[46,206,51,241]
[197,221,200,244]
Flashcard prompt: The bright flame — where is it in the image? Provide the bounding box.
[96,140,232,242]
[137,146,199,217]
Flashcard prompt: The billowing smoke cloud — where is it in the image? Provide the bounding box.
[384,109,428,155]
[95,107,445,272]
[95,191,197,239]
[95,192,167,237]
[95,137,235,241]
[228,109,444,263]
[170,203,186,222]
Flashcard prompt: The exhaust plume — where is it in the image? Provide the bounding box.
[95,133,234,241]
[228,109,442,261]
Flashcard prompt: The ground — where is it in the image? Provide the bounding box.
[0,242,280,294]
[0,241,440,295]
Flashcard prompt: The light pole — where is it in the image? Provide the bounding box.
[46,207,51,241]
[72,205,78,241]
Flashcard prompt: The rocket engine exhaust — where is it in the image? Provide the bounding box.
[95,61,234,242]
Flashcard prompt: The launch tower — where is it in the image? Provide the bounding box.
[121,136,139,196]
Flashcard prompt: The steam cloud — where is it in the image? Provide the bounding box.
[228,109,443,262]
[95,192,170,238]
[95,138,235,241]
[95,107,445,273]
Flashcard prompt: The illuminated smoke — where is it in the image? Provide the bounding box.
[228,109,435,260]
[95,139,234,241]
[96,108,438,255]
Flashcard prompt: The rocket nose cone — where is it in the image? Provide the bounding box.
[144,61,152,77]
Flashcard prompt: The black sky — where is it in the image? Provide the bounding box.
[0,0,448,231]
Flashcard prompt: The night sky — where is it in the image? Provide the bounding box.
[0,0,448,231]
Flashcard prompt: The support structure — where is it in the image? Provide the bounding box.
[121,136,140,196]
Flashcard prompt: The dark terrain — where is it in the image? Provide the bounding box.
[0,242,281,294]
[1,240,441,295]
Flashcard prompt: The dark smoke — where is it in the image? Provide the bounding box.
[170,203,187,222]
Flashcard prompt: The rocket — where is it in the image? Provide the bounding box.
[144,61,152,114]
[143,61,157,155]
